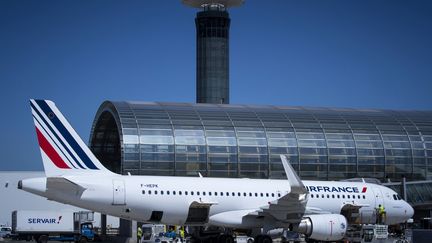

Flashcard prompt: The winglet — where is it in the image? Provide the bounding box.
[280,155,307,194]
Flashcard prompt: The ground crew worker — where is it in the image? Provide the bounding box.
[378,204,386,224]
[137,225,143,243]
[179,227,185,242]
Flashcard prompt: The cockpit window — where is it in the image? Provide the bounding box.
[393,194,397,200]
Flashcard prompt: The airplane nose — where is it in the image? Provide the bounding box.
[405,202,414,219]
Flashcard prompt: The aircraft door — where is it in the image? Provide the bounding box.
[373,187,384,208]
[112,179,126,205]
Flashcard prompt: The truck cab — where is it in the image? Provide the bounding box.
[78,222,95,242]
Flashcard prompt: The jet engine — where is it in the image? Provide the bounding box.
[294,214,347,241]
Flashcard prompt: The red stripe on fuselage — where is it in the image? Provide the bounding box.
[35,127,70,169]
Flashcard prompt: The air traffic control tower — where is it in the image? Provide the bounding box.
[183,0,244,104]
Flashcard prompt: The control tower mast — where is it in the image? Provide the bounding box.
[183,0,244,104]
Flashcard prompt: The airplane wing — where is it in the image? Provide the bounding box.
[251,155,309,223]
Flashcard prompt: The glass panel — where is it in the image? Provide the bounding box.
[140,136,174,145]
[176,145,206,153]
[325,134,353,140]
[357,149,384,156]
[140,129,172,136]
[297,140,326,147]
[238,138,267,146]
[142,153,174,162]
[176,154,207,162]
[385,149,411,157]
[208,154,237,163]
[327,140,355,148]
[356,141,383,148]
[124,135,139,144]
[266,132,296,138]
[205,130,236,137]
[354,134,381,140]
[175,137,206,145]
[383,141,411,149]
[207,146,237,153]
[296,133,325,139]
[268,139,297,147]
[207,137,237,146]
[328,148,356,155]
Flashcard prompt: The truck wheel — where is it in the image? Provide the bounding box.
[38,235,48,243]
[79,237,88,243]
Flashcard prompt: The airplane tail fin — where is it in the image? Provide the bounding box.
[30,99,114,177]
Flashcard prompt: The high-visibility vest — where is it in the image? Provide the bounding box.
[379,205,385,214]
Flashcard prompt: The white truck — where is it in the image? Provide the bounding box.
[12,210,96,243]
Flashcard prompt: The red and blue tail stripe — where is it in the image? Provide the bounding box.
[31,99,101,171]
[33,100,99,170]
[31,102,82,169]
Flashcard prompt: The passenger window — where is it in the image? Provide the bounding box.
[321,194,324,198]
[238,192,241,196]
[179,191,182,195]
[337,195,340,199]
[260,193,264,197]
[203,192,206,196]
[255,193,258,197]
[148,190,151,194]
[226,192,229,196]
[243,192,247,197]
[232,192,235,196]
[278,193,281,197]
[185,191,188,195]
[197,191,200,196]
[342,195,345,199]
[215,192,218,196]
[191,191,194,196]
[173,191,176,195]
[167,191,170,195]
[347,195,350,199]
[249,193,252,197]
[327,195,329,198]
[209,192,212,196]
[363,195,365,199]
[266,193,269,197]
[311,194,314,198]
[271,193,275,197]
[142,190,145,194]
[155,190,158,195]
[357,195,360,199]
[332,195,335,198]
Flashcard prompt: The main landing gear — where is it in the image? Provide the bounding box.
[254,235,272,243]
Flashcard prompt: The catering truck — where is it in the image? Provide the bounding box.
[12,210,95,243]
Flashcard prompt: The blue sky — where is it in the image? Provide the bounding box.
[1,0,431,171]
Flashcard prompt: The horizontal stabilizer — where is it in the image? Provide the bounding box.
[46,177,86,197]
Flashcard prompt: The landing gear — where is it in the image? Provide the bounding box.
[254,235,272,243]
[217,234,234,243]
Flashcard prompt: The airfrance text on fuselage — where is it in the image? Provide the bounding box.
[305,186,366,193]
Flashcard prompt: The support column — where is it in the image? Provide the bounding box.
[101,214,107,235]
[119,219,137,243]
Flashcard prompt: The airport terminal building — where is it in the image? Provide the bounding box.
[89,101,432,182]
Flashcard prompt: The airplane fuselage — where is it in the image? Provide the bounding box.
[21,174,413,228]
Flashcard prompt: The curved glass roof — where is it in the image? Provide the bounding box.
[89,101,432,181]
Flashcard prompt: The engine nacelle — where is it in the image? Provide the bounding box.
[295,214,347,241]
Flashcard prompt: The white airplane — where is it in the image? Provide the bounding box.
[20,100,414,242]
